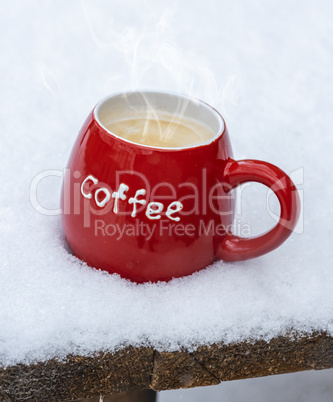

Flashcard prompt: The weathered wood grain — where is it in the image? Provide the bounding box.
[0,331,332,401]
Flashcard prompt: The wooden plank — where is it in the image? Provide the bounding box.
[0,347,154,401]
[0,331,332,401]
[192,331,333,382]
[151,350,220,390]
[78,389,157,402]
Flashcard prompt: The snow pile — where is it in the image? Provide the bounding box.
[0,0,332,367]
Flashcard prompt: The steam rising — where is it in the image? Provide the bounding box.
[81,0,243,141]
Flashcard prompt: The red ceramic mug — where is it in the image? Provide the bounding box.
[61,91,300,283]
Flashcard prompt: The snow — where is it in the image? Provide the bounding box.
[1,0,333,369]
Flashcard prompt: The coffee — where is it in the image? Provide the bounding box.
[106,112,215,148]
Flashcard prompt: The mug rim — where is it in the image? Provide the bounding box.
[93,90,226,151]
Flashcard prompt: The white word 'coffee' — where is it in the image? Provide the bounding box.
[81,175,183,221]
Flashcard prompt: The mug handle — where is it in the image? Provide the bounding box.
[218,158,300,262]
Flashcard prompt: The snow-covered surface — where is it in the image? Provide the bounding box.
[1,0,333,367]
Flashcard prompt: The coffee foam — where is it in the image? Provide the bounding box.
[105,111,215,148]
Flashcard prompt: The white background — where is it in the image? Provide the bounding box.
[1,0,332,401]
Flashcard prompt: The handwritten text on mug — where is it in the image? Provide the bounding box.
[81,175,184,221]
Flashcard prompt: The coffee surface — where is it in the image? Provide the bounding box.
[106,113,215,147]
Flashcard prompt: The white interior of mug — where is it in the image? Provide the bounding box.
[94,91,224,150]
